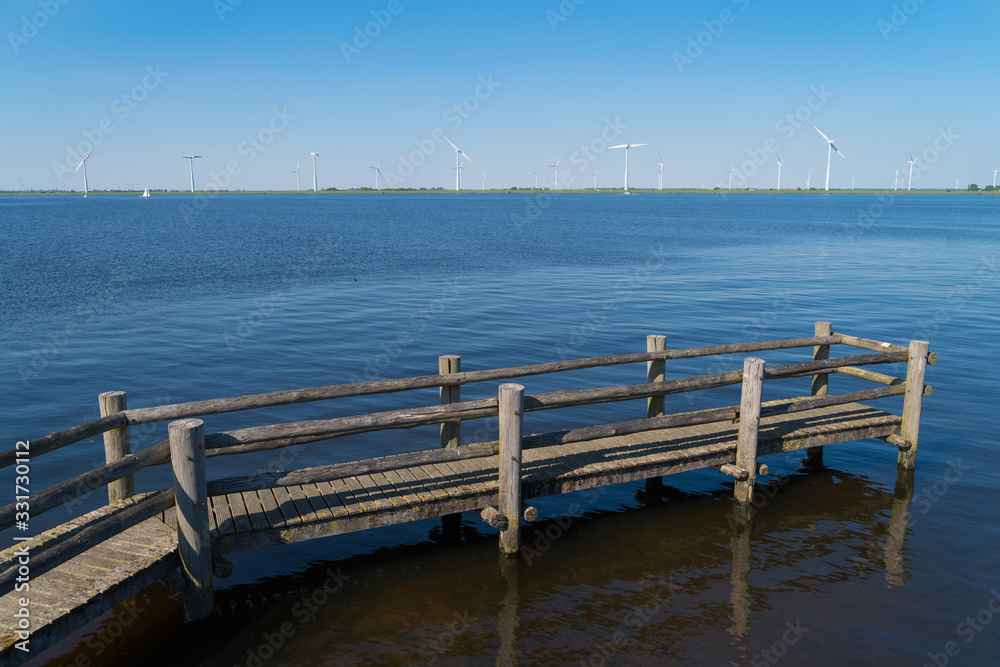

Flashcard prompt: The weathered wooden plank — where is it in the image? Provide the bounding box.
[239,490,270,531]
[224,492,253,534]
[393,466,439,505]
[334,477,371,515]
[256,488,286,528]
[271,486,303,526]
[354,474,394,512]
[298,483,334,521]
[379,468,426,507]
[316,479,360,518]
[285,485,320,524]
[210,494,235,536]
[368,471,406,508]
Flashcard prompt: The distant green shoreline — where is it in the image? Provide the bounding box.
[3,188,998,196]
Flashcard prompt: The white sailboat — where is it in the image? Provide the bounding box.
[140,187,150,199]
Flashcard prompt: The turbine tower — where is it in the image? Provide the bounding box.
[532,171,539,190]
[727,169,733,191]
[290,161,304,191]
[806,168,814,190]
[444,138,472,191]
[369,158,384,191]
[657,153,667,191]
[609,143,647,192]
[993,168,998,188]
[907,153,915,191]
[813,126,844,191]
[592,171,598,191]
[894,170,899,191]
[548,157,561,191]
[481,171,487,191]
[310,152,320,191]
[75,149,94,196]
[776,155,786,190]
[183,155,201,193]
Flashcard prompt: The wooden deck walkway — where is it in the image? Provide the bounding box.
[164,401,899,554]
[0,497,177,661]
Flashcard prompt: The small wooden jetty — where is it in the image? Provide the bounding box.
[0,323,934,662]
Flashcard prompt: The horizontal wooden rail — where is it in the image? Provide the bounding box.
[838,332,937,365]
[0,414,126,470]
[204,383,908,496]
[0,490,175,592]
[0,443,170,532]
[194,350,907,457]
[0,335,845,471]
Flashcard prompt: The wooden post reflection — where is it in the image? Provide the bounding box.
[884,468,915,586]
[728,507,752,638]
[498,556,521,664]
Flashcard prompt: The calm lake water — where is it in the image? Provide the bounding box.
[2,192,998,666]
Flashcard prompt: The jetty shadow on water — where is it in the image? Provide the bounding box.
[37,462,916,666]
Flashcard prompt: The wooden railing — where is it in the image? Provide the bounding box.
[0,323,935,621]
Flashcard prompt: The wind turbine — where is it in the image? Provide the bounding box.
[444,138,472,191]
[657,153,667,191]
[290,161,305,191]
[894,170,899,191]
[776,155,786,190]
[993,168,998,188]
[907,153,915,191]
[727,169,733,191]
[532,171,539,190]
[310,152,320,191]
[76,148,94,196]
[806,168,815,190]
[814,126,844,191]
[592,171,598,191]
[548,157,561,191]
[369,158,384,191]
[18,178,28,193]
[182,155,201,193]
[481,171,487,191]
[609,143,647,192]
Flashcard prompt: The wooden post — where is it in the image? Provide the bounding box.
[168,418,213,624]
[646,335,667,418]
[807,322,832,465]
[498,383,524,556]
[733,358,764,505]
[439,355,461,449]
[897,340,929,470]
[99,391,134,503]
[645,335,667,494]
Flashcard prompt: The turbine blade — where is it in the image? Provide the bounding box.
[814,126,831,143]
[608,145,627,149]
[555,157,561,166]
[832,144,844,157]
[461,150,473,164]
[632,143,648,147]
[444,137,459,152]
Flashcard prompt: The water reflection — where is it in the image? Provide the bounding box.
[38,465,916,666]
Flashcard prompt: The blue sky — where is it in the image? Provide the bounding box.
[2,0,998,191]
